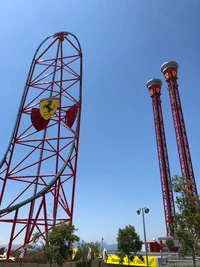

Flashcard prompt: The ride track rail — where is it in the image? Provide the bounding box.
[0,140,75,215]
[0,31,82,258]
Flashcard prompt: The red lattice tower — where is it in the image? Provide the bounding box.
[161,61,198,195]
[146,79,175,236]
[0,31,82,261]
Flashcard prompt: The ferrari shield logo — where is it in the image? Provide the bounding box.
[39,97,59,120]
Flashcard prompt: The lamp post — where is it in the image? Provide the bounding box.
[102,238,104,257]
[137,207,149,267]
[153,238,156,253]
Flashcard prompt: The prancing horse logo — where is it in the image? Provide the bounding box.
[39,97,59,120]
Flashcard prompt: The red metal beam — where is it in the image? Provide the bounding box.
[0,32,82,260]
[161,61,198,195]
[147,79,175,236]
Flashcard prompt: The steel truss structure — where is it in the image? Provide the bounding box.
[161,62,198,195]
[0,31,82,260]
[147,79,175,236]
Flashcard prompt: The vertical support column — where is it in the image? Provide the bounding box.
[161,61,198,195]
[146,79,175,236]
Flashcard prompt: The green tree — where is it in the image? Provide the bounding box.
[116,224,143,264]
[75,241,89,267]
[165,238,174,251]
[74,240,100,267]
[170,175,200,267]
[32,232,46,263]
[0,247,4,255]
[32,232,44,245]
[88,242,100,260]
[47,222,80,267]
[32,223,79,267]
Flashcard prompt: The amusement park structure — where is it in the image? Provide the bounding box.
[146,79,175,237]
[147,61,198,236]
[161,62,198,196]
[0,31,82,261]
[0,32,197,260]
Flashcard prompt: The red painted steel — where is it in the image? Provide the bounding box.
[147,79,175,236]
[161,62,198,195]
[0,32,82,260]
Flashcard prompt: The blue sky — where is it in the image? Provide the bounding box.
[0,0,200,246]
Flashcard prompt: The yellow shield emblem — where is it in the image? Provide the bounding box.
[39,97,59,120]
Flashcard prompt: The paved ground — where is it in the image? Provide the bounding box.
[165,263,200,266]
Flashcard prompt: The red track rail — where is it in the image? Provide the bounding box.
[147,79,175,236]
[161,62,198,195]
[0,31,82,260]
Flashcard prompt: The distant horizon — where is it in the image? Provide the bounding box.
[0,241,118,251]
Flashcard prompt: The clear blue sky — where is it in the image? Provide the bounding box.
[0,0,200,245]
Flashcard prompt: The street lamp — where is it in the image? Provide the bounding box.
[101,238,104,256]
[152,238,156,252]
[137,207,149,267]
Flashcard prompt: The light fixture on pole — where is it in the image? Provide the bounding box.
[137,207,149,267]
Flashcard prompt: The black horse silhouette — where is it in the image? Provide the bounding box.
[43,100,55,114]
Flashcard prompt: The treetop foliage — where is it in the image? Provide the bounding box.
[117,224,143,263]
[74,240,100,266]
[165,238,174,247]
[170,175,200,267]
[32,222,79,267]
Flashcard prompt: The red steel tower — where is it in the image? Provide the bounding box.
[146,79,175,236]
[0,31,82,260]
[161,61,198,195]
